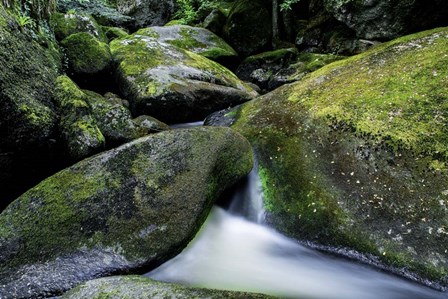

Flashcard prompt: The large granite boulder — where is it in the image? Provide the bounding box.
[209,27,448,288]
[135,25,238,64]
[110,31,257,123]
[323,0,448,40]
[62,276,273,299]
[0,126,253,298]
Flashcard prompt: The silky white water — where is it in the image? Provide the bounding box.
[147,167,447,299]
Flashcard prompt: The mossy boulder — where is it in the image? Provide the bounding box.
[223,0,272,57]
[211,28,448,287]
[133,115,171,134]
[236,48,344,92]
[102,25,128,42]
[0,6,61,208]
[135,25,238,64]
[324,0,448,40]
[0,126,253,298]
[54,76,105,160]
[62,276,273,299]
[116,0,176,28]
[51,12,105,41]
[61,32,112,76]
[84,90,145,145]
[57,0,134,28]
[110,32,257,123]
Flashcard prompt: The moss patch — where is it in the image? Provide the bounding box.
[231,27,448,285]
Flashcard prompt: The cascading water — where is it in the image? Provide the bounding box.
[146,159,447,299]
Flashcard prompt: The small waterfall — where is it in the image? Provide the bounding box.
[228,161,265,224]
[146,160,447,299]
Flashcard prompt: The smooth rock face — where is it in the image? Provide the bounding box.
[324,0,448,40]
[117,0,176,28]
[0,127,253,298]
[135,25,238,63]
[110,32,257,123]
[212,28,448,287]
[62,276,273,299]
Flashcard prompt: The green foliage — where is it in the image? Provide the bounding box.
[174,0,217,25]
[16,12,34,28]
[279,0,301,11]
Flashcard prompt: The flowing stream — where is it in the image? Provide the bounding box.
[147,156,447,299]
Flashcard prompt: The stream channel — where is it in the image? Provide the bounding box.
[146,123,448,299]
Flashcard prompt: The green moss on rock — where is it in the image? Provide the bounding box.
[61,32,112,76]
[54,75,105,160]
[110,32,257,123]
[229,27,448,286]
[0,6,59,150]
[135,25,238,62]
[51,12,105,41]
[83,90,144,144]
[62,276,274,299]
[0,126,253,298]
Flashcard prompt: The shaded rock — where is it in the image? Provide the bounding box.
[116,0,176,28]
[57,0,134,28]
[0,126,253,298]
[223,0,272,57]
[324,0,448,40]
[102,25,128,42]
[54,76,105,160]
[62,275,273,299]
[84,90,145,145]
[133,115,171,134]
[51,12,105,41]
[0,6,62,209]
[110,32,257,123]
[136,25,238,64]
[294,10,373,55]
[236,48,344,92]
[212,28,448,287]
[61,32,112,77]
[203,8,226,36]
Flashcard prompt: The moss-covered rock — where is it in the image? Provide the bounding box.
[84,90,145,145]
[110,32,257,123]
[203,8,226,36]
[57,0,134,28]
[116,0,176,28]
[54,75,105,160]
[0,126,253,298]
[62,276,273,299]
[211,27,448,287]
[51,11,105,41]
[135,25,238,64]
[0,6,62,208]
[324,0,448,40]
[236,48,344,92]
[102,25,128,42]
[61,32,112,76]
[133,115,171,134]
[223,0,271,57]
